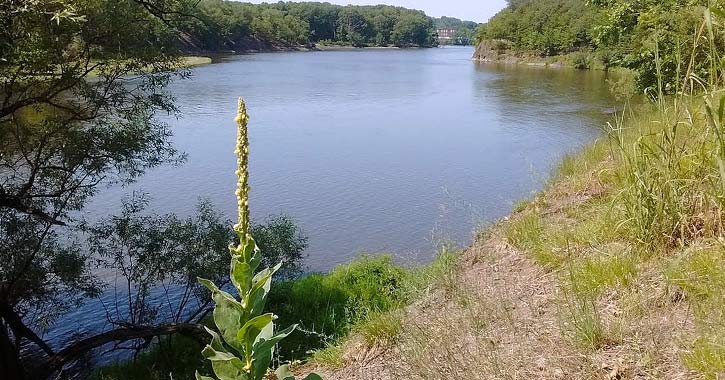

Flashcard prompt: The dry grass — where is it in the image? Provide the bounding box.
[309,146,704,380]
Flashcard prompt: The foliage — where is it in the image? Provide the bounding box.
[0,2,309,377]
[0,0,195,378]
[251,215,309,280]
[92,336,208,380]
[186,1,439,50]
[476,0,598,56]
[196,98,319,380]
[267,255,407,359]
[88,195,232,330]
[476,0,723,91]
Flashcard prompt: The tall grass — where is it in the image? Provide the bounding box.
[606,7,725,376]
[610,8,725,251]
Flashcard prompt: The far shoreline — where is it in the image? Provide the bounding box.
[184,44,475,67]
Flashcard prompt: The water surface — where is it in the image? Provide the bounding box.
[87,46,615,271]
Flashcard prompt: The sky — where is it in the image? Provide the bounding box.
[246,1,508,23]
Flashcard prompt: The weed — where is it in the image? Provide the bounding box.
[568,253,637,295]
[311,345,345,369]
[354,311,403,347]
[683,337,725,379]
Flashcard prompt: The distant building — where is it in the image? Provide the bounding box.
[436,28,456,42]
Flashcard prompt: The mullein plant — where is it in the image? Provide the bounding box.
[197,98,321,380]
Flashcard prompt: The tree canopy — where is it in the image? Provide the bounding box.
[476,0,722,91]
[185,1,438,49]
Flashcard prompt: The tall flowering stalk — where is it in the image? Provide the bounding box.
[197,98,320,380]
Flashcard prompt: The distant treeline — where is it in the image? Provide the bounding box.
[183,1,442,50]
[476,0,722,90]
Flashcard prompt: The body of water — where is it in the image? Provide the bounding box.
[48,46,617,352]
[87,46,614,270]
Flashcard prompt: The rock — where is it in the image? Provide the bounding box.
[472,39,512,62]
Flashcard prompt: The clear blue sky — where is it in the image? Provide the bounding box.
[245,1,508,23]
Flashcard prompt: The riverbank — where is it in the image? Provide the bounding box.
[308,88,725,379]
[472,40,605,70]
[178,56,213,68]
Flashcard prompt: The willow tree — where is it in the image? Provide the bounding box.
[0,0,205,378]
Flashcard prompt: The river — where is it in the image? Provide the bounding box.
[86,46,615,271]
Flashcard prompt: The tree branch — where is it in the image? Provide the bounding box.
[43,323,207,375]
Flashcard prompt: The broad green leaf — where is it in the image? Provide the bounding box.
[303,374,324,380]
[200,278,246,353]
[201,344,247,380]
[252,324,297,354]
[211,361,247,380]
[248,263,281,315]
[255,319,274,344]
[204,326,225,351]
[251,323,298,376]
[230,259,253,296]
[249,248,262,273]
[237,313,276,354]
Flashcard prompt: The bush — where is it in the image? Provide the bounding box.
[268,255,408,359]
[569,52,591,70]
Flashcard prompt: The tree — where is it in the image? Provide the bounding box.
[337,8,372,46]
[588,0,715,91]
[391,12,435,47]
[0,0,198,378]
[252,215,309,280]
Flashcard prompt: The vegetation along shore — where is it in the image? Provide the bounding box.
[2,0,724,380]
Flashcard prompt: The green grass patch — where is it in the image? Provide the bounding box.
[506,212,564,269]
[310,344,345,369]
[567,253,637,295]
[269,255,408,359]
[354,310,404,347]
[506,212,544,251]
[666,241,725,377]
[683,336,725,379]
[667,245,725,303]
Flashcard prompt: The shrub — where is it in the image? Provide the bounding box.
[268,255,408,359]
[569,52,591,70]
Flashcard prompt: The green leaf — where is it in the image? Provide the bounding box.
[248,263,282,315]
[203,327,225,351]
[201,342,247,380]
[230,259,253,296]
[274,365,295,380]
[211,361,247,380]
[201,345,242,365]
[250,324,298,380]
[303,374,324,380]
[253,324,297,354]
[237,313,276,352]
[199,278,246,353]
